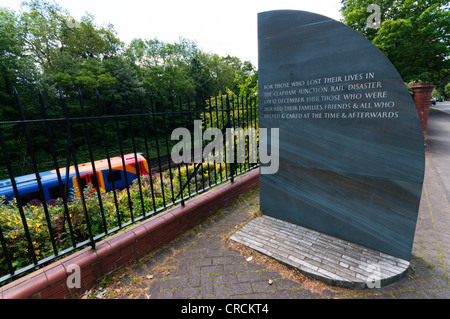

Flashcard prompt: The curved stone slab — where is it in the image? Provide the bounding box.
[258,10,425,261]
[231,215,410,289]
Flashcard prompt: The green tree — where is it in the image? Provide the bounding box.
[18,0,68,70]
[0,8,23,112]
[125,37,199,96]
[10,0,124,95]
[341,0,450,85]
[228,60,258,99]
[0,8,41,171]
[189,52,214,99]
[59,13,122,61]
[0,0,257,175]
[124,37,256,98]
[204,54,239,95]
[444,83,450,97]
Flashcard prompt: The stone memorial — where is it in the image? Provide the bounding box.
[256,10,425,263]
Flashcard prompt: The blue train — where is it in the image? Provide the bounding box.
[0,153,150,206]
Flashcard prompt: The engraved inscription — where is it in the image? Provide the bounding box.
[261,72,398,120]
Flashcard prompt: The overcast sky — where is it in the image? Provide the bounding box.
[1,0,344,65]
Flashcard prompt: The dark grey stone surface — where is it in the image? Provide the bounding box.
[258,10,425,261]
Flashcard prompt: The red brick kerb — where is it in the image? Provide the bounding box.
[0,169,259,299]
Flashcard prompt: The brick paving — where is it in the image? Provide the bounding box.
[80,108,450,299]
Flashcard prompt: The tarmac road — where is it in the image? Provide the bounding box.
[433,101,450,113]
[427,105,450,208]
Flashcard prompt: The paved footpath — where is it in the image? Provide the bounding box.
[80,107,450,300]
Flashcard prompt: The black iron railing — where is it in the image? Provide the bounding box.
[0,87,258,285]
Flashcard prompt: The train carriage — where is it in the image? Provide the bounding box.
[0,153,149,206]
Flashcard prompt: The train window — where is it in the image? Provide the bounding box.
[49,185,65,199]
[107,171,122,183]
[91,174,98,188]
[78,177,87,190]
[77,173,99,190]
[17,191,42,206]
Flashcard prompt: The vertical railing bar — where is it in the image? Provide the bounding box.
[249,93,253,142]
[201,96,211,188]
[236,93,242,174]
[149,93,166,208]
[179,94,191,199]
[63,144,72,209]
[214,95,223,182]
[37,87,76,248]
[161,93,175,204]
[13,87,59,257]
[175,100,216,202]
[235,95,245,173]
[174,94,185,206]
[208,97,218,184]
[111,91,134,222]
[0,133,37,265]
[245,94,249,169]
[230,93,237,182]
[253,94,256,168]
[236,94,242,175]
[175,162,204,200]
[0,222,14,275]
[250,94,255,163]
[78,88,108,234]
[242,93,246,169]
[138,91,157,213]
[254,94,259,164]
[196,96,206,190]
[250,96,256,169]
[0,129,27,272]
[96,89,122,228]
[124,92,146,217]
[150,93,166,207]
[255,95,258,167]
[59,87,95,249]
[245,93,251,170]
[255,94,259,130]
[241,94,247,170]
[220,95,229,180]
[56,95,73,204]
[226,94,234,183]
[187,96,198,194]
[176,101,222,200]
[170,94,184,206]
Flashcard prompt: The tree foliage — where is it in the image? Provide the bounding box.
[0,0,257,102]
[0,0,258,175]
[341,0,449,89]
